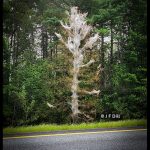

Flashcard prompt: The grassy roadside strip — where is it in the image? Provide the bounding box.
[3,119,147,134]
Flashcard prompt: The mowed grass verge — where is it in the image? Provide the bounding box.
[3,119,147,134]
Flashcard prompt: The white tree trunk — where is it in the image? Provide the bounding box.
[71,55,80,122]
[55,7,100,123]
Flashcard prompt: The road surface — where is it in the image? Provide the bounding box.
[3,127,147,150]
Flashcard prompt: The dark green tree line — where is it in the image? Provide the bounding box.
[3,0,147,126]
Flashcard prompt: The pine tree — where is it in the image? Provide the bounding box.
[55,7,100,123]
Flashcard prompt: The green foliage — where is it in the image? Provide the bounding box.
[3,53,72,126]
[95,28,109,36]
[3,0,147,126]
[42,17,60,26]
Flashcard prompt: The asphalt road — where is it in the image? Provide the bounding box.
[3,128,147,150]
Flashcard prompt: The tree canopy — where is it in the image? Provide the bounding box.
[3,0,147,126]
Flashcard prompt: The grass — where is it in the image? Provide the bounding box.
[3,119,147,134]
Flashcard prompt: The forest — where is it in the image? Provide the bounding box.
[3,0,147,126]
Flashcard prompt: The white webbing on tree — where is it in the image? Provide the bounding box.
[55,7,100,122]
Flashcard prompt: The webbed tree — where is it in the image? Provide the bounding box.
[55,7,100,123]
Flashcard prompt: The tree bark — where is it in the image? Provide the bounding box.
[110,20,113,64]
[71,54,80,123]
[100,34,105,89]
[41,26,48,59]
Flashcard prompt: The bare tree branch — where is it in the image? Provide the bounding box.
[47,102,55,108]
[81,59,95,67]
